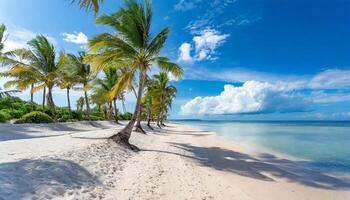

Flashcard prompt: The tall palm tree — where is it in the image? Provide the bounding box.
[86,0,183,150]
[58,59,79,116]
[69,51,95,120]
[1,35,66,113]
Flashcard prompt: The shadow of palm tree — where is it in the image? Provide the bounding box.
[0,159,100,199]
[143,143,350,190]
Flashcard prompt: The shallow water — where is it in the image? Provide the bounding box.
[173,120,350,174]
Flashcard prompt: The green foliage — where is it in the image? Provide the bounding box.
[72,110,83,121]
[119,112,133,120]
[19,111,54,124]
[0,110,11,122]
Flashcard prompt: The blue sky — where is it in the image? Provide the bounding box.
[1,0,350,120]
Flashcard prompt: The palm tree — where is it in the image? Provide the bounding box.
[1,35,66,114]
[58,59,79,116]
[94,66,123,122]
[86,0,183,150]
[74,0,104,14]
[147,72,176,127]
[0,87,19,98]
[69,51,95,120]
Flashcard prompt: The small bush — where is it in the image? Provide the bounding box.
[119,112,133,120]
[0,110,11,122]
[72,111,83,121]
[83,115,104,121]
[20,111,54,124]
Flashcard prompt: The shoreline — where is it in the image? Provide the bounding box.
[1,121,350,199]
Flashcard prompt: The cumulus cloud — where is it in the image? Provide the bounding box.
[62,32,88,45]
[178,28,229,62]
[180,81,308,115]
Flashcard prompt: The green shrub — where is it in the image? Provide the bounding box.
[0,110,11,122]
[83,115,104,121]
[119,112,133,120]
[20,111,54,123]
[72,111,83,121]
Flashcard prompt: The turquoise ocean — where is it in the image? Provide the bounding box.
[172,120,350,174]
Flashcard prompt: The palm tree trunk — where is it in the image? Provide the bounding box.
[110,69,146,151]
[113,98,119,124]
[67,88,71,116]
[108,101,113,120]
[147,117,153,130]
[122,98,126,113]
[42,86,46,110]
[84,89,90,120]
[47,86,56,114]
[30,84,34,111]
[135,106,146,134]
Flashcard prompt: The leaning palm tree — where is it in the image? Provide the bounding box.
[69,51,96,120]
[86,0,183,150]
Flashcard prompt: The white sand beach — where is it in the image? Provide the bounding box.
[1,121,350,200]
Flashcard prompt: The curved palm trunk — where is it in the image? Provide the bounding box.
[121,98,126,113]
[147,117,153,130]
[84,89,90,120]
[42,87,46,109]
[47,86,56,115]
[67,88,72,116]
[110,69,146,151]
[113,98,119,124]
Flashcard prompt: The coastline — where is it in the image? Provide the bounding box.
[1,121,350,199]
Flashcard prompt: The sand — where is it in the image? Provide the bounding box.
[0,121,349,200]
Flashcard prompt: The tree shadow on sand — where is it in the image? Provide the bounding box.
[0,159,100,199]
[143,143,350,190]
[0,121,117,142]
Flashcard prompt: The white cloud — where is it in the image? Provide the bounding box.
[310,91,350,103]
[180,81,308,115]
[178,43,193,62]
[309,69,350,89]
[2,26,36,52]
[174,0,201,11]
[62,32,88,45]
[178,28,229,62]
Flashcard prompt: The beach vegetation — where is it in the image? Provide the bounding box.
[19,111,54,124]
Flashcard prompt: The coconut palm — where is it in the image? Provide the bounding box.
[74,0,104,14]
[0,24,7,57]
[68,51,96,120]
[147,72,176,127]
[86,0,183,150]
[1,35,66,113]
[58,59,79,116]
[94,66,123,122]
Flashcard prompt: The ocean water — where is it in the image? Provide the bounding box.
[173,120,350,174]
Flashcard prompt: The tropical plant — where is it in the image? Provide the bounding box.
[19,111,54,123]
[93,66,122,122]
[146,72,176,127]
[74,0,104,14]
[86,0,183,150]
[58,56,79,116]
[68,51,96,120]
[1,35,67,114]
